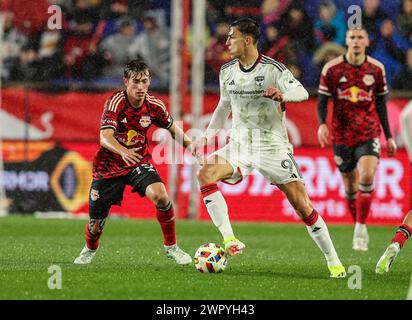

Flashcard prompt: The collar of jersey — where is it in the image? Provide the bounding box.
[343,54,367,68]
[238,54,261,73]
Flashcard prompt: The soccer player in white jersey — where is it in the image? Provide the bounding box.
[194,18,346,278]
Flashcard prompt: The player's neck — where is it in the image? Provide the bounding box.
[238,49,259,69]
[345,52,366,66]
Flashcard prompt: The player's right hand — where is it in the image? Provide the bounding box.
[317,124,329,148]
[120,147,142,166]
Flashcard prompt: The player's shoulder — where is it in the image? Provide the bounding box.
[220,59,238,73]
[146,93,168,113]
[105,90,126,112]
[321,55,345,74]
[260,54,287,72]
[366,55,386,73]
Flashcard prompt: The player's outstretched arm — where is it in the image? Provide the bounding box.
[263,85,309,102]
[100,128,142,165]
[167,122,204,164]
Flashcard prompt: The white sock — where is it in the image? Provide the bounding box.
[202,187,234,240]
[306,214,342,267]
[354,222,367,238]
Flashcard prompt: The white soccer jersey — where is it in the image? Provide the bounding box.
[219,55,303,149]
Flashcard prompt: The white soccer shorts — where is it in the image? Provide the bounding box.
[211,141,304,185]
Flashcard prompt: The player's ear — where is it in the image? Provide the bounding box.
[123,77,129,87]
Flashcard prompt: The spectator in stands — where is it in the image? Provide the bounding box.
[278,1,315,55]
[205,21,231,83]
[72,0,102,25]
[261,23,296,66]
[370,19,409,86]
[313,42,346,75]
[393,48,412,90]
[361,0,388,48]
[128,13,170,88]
[206,0,226,33]
[63,16,102,79]
[32,24,64,81]
[0,0,49,38]
[101,0,150,20]
[1,12,27,81]
[314,0,346,47]
[99,18,136,78]
[277,1,315,82]
[261,0,291,26]
[398,0,412,45]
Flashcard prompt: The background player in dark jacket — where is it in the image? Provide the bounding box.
[74,59,195,265]
[317,27,397,252]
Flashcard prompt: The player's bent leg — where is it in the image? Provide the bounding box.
[145,182,192,265]
[353,156,379,251]
[277,181,346,278]
[376,211,412,274]
[197,156,244,256]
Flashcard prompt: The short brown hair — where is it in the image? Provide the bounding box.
[230,18,260,44]
[124,59,151,79]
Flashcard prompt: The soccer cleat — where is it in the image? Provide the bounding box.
[329,265,347,278]
[74,245,98,264]
[165,244,192,265]
[375,242,400,275]
[223,236,246,256]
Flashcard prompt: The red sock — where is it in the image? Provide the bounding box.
[391,224,412,249]
[346,197,357,223]
[303,209,319,226]
[200,183,219,198]
[156,203,176,246]
[85,223,101,250]
[356,190,373,224]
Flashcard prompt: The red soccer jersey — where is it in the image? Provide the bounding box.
[92,91,173,180]
[318,55,388,146]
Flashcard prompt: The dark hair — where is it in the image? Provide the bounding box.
[230,18,260,43]
[124,59,151,79]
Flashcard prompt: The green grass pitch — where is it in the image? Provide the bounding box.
[0,216,411,300]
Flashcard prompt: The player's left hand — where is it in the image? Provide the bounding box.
[187,138,205,165]
[387,138,397,157]
[263,86,283,102]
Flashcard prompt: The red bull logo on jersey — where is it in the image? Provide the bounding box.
[116,130,146,146]
[337,86,372,103]
[139,116,151,128]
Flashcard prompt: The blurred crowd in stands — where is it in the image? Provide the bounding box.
[1,0,412,91]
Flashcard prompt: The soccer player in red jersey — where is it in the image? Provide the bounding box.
[317,28,397,251]
[74,59,194,265]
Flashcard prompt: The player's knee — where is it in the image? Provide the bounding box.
[197,165,218,185]
[88,218,106,235]
[151,191,169,208]
[359,170,375,184]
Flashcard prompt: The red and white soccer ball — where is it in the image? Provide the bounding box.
[194,243,228,273]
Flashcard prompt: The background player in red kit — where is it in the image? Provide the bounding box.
[74,59,194,265]
[317,28,397,251]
